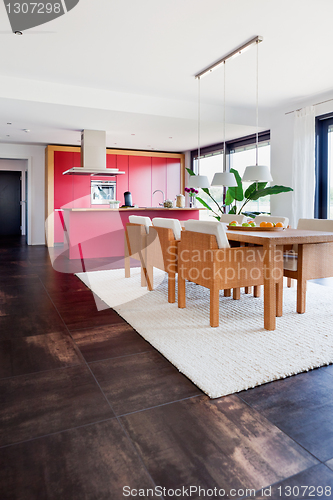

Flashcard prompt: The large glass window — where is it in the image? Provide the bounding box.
[229,141,271,215]
[315,115,333,219]
[191,132,270,219]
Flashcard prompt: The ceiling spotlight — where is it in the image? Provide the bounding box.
[14,31,23,35]
[23,129,30,133]
[7,122,12,125]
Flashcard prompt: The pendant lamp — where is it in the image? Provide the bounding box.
[242,39,272,185]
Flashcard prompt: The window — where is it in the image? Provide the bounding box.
[229,141,271,215]
[315,115,333,219]
[191,132,270,219]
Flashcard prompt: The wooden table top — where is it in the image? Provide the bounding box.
[226,228,333,245]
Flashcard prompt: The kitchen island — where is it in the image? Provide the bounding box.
[62,207,201,260]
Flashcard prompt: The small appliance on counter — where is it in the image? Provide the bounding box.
[176,194,185,208]
[121,191,134,208]
[163,199,174,208]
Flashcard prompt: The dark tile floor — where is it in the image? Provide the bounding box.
[1,236,333,499]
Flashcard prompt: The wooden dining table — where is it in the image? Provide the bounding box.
[225,227,333,330]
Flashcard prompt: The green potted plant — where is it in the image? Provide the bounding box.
[186,167,293,219]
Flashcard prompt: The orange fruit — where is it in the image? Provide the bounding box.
[275,222,284,228]
[260,221,267,227]
[266,222,274,227]
[230,221,238,225]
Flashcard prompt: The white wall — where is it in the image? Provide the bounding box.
[0,143,45,245]
[0,159,28,235]
[270,92,333,225]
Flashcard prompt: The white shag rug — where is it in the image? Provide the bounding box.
[76,268,333,398]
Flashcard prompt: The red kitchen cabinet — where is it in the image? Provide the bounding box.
[151,157,167,206]
[128,156,152,207]
[54,151,74,242]
[115,155,129,205]
[72,152,90,208]
[166,158,181,201]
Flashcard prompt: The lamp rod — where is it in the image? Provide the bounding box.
[195,36,263,79]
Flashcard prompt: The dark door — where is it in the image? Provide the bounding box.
[0,171,22,236]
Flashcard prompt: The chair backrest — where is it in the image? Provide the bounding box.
[128,215,152,234]
[297,218,333,232]
[152,217,182,240]
[184,220,230,249]
[254,215,289,227]
[219,214,247,224]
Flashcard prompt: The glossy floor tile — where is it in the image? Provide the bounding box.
[1,236,333,499]
[248,464,333,499]
[72,323,154,362]
[121,395,318,496]
[239,368,333,462]
[0,420,154,500]
[0,364,115,447]
[90,350,202,415]
[0,331,83,379]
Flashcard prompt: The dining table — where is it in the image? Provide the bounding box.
[225,227,333,330]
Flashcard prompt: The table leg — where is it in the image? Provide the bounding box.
[276,245,283,317]
[296,245,306,314]
[178,271,186,309]
[253,285,261,297]
[224,289,231,297]
[264,244,276,330]
[233,288,241,300]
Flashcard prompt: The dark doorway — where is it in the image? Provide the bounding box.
[0,171,22,236]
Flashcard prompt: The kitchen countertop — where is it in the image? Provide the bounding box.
[62,207,203,212]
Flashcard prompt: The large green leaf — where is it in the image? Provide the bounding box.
[250,185,293,201]
[196,197,213,211]
[224,188,235,205]
[244,182,267,200]
[227,168,244,201]
[228,205,237,214]
[186,167,196,176]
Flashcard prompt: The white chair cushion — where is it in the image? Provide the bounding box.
[128,215,152,234]
[152,217,182,240]
[219,214,247,224]
[297,218,333,232]
[254,215,289,227]
[184,220,230,249]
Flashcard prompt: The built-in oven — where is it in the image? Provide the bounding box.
[91,180,116,205]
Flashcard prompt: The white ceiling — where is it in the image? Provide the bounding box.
[0,0,333,151]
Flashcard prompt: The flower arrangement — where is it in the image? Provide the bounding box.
[185,187,199,198]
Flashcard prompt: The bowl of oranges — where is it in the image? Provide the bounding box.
[227,220,285,231]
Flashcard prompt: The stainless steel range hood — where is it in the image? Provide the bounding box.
[63,130,125,176]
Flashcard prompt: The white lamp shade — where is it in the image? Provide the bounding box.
[211,172,237,187]
[242,165,273,182]
[187,175,210,189]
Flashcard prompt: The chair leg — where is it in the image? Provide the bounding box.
[168,272,176,303]
[224,289,231,297]
[141,266,147,287]
[178,273,186,309]
[245,287,252,294]
[146,264,153,291]
[210,285,219,327]
[124,239,130,278]
[253,285,261,298]
[233,288,240,300]
[287,277,293,288]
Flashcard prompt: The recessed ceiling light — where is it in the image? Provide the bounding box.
[114,143,117,145]
[14,31,23,35]
[169,137,172,139]
[23,129,30,133]
[7,122,12,125]
[131,133,135,136]
[6,135,10,137]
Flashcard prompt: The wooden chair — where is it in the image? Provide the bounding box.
[219,214,247,224]
[146,218,182,303]
[284,218,333,312]
[178,220,282,327]
[124,215,152,287]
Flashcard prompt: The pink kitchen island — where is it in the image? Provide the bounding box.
[62,207,201,260]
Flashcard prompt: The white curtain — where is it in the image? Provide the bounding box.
[291,106,316,228]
